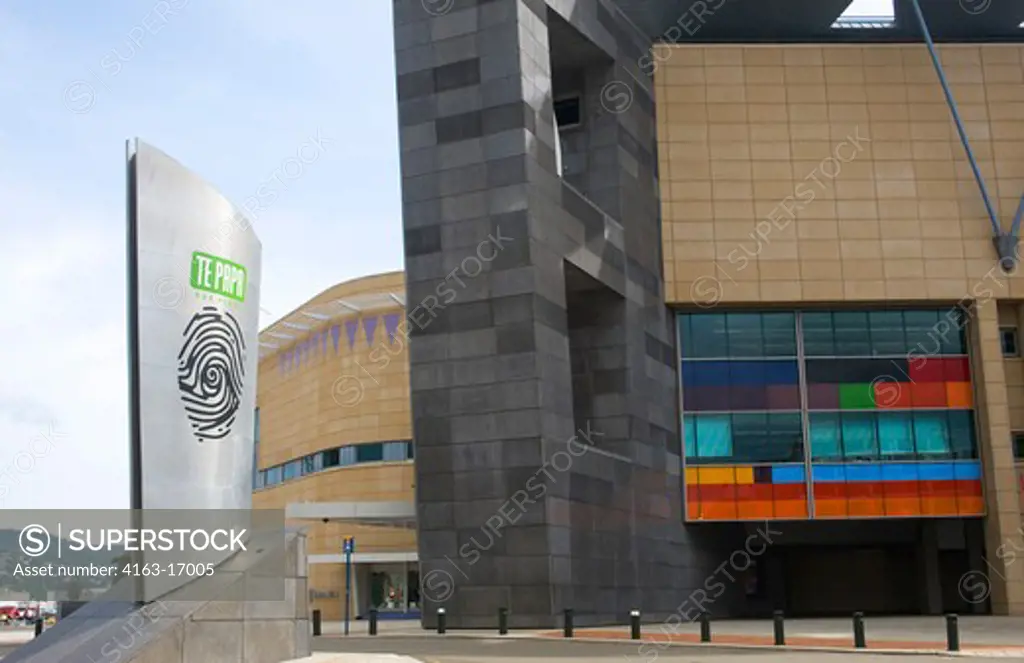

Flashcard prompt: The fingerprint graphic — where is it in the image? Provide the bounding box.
[177,306,247,442]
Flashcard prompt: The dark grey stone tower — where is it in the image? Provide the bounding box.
[393,0,743,628]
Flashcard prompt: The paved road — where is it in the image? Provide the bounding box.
[312,636,1024,662]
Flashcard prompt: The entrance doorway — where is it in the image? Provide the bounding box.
[367,563,421,614]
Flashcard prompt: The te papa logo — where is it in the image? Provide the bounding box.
[189,251,247,303]
[176,251,250,443]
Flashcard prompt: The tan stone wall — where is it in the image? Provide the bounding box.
[655,44,1024,304]
[655,44,1024,614]
[253,271,415,621]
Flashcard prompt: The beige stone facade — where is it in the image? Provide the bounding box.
[656,43,1024,614]
[253,271,416,621]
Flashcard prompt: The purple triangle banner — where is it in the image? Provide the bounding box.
[345,320,359,350]
[311,333,321,358]
[383,313,400,345]
[363,317,379,347]
[322,331,329,355]
[331,325,341,353]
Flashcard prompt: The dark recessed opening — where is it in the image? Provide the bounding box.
[554,97,581,129]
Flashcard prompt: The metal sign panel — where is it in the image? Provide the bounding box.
[127,139,261,511]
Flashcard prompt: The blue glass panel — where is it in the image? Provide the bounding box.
[763,360,799,385]
[878,412,914,456]
[685,361,733,387]
[881,463,918,481]
[844,463,883,482]
[914,412,950,455]
[952,460,982,481]
[695,415,732,458]
[841,412,878,459]
[809,413,842,460]
[684,416,697,458]
[917,462,956,481]
[678,315,695,358]
[771,465,806,483]
[812,465,845,482]
[729,361,767,386]
[339,446,357,466]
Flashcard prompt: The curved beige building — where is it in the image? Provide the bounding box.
[253,271,419,622]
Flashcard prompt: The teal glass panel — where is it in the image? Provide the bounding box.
[684,416,697,458]
[841,412,878,459]
[688,314,728,358]
[914,411,950,455]
[948,410,977,459]
[802,312,835,356]
[762,313,797,357]
[878,412,914,456]
[809,412,842,460]
[695,415,733,458]
[868,311,906,356]
[726,313,765,357]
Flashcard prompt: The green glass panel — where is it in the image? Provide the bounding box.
[839,382,875,409]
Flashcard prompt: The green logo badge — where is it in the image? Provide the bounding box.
[190,251,247,303]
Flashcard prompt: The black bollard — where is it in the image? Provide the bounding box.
[34,619,43,638]
[563,608,574,638]
[498,607,508,635]
[946,614,960,652]
[368,609,378,636]
[773,610,785,646]
[437,608,447,635]
[853,612,865,649]
[699,611,711,643]
[311,610,322,637]
[630,610,641,640]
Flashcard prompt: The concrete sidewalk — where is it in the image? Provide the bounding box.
[286,655,421,663]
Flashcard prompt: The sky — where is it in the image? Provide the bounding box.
[0,0,899,511]
[0,0,401,509]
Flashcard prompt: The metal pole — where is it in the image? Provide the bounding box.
[946,614,960,652]
[437,607,447,634]
[630,610,641,640]
[699,611,711,642]
[853,612,865,649]
[907,0,1002,239]
[344,548,352,637]
[498,607,508,635]
[368,608,378,636]
[773,610,785,646]
[563,608,574,638]
[312,609,322,637]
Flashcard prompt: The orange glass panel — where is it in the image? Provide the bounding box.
[957,496,985,516]
[884,497,922,516]
[874,381,912,409]
[921,496,958,516]
[700,501,738,520]
[698,467,738,484]
[848,498,885,517]
[773,500,809,519]
[687,501,701,520]
[910,382,948,407]
[685,467,700,485]
[737,500,774,519]
[945,382,973,408]
[814,499,849,518]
